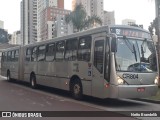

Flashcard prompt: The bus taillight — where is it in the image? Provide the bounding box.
[105,83,110,88]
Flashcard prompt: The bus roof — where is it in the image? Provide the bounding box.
[109,25,149,33]
[25,25,150,47]
[2,25,151,50]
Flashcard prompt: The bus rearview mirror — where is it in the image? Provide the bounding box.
[111,38,117,52]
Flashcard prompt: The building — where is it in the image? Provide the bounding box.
[21,0,28,45]
[155,0,160,34]
[10,31,21,45]
[37,0,64,41]
[122,19,136,26]
[56,15,73,37]
[21,0,38,45]
[0,28,8,44]
[58,0,64,9]
[0,20,4,29]
[103,11,115,26]
[72,0,104,24]
[72,0,76,11]
[155,0,160,17]
[21,0,65,44]
[90,0,104,22]
[40,7,71,40]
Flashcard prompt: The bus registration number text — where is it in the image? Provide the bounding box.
[122,74,138,79]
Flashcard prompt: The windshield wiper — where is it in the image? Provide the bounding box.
[133,44,137,61]
[123,36,137,62]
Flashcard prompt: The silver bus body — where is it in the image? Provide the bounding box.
[1,25,159,99]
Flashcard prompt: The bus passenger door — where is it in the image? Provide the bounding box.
[92,37,105,98]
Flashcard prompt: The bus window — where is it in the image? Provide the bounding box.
[26,48,32,61]
[104,39,110,81]
[1,52,5,62]
[94,40,104,74]
[7,51,11,61]
[1,52,3,61]
[31,47,37,62]
[78,36,91,61]
[46,43,55,61]
[65,38,78,61]
[15,50,19,61]
[4,52,7,61]
[38,45,46,61]
[55,41,65,61]
[11,51,15,62]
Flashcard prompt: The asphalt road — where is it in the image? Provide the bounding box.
[0,76,159,120]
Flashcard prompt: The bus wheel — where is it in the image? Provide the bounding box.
[71,80,83,100]
[7,71,11,81]
[30,75,37,89]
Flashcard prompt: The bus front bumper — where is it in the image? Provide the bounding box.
[117,85,158,98]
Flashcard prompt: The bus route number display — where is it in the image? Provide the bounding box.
[110,28,151,39]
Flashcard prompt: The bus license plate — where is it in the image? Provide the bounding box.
[137,88,145,92]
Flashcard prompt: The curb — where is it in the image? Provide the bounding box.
[134,98,160,104]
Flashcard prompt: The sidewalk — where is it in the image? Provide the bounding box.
[134,98,160,104]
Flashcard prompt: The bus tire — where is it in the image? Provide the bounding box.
[30,74,37,89]
[71,80,83,100]
[7,71,11,81]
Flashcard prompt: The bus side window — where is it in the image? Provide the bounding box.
[38,45,46,61]
[78,36,91,61]
[104,39,110,81]
[11,51,15,62]
[94,40,104,74]
[55,41,65,61]
[1,52,4,62]
[26,48,31,61]
[15,50,19,61]
[1,52,7,62]
[31,47,37,62]
[7,51,11,61]
[46,43,55,61]
[4,52,7,62]
[65,38,78,61]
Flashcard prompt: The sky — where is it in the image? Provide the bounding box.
[0,0,155,34]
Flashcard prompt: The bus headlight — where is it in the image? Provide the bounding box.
[117,76,124,85]
[154,76,159,85]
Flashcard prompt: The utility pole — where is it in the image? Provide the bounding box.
[155,0,160,86]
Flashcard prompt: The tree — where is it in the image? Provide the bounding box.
[148,17,159,36]
[65,4,102,32]
[148,22,154,36]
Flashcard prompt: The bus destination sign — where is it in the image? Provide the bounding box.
[110,28,151,39]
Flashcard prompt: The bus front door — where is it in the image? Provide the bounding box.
[92,37,105,98]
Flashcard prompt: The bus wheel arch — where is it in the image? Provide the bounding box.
[30,72,37,89]
[69,75,83,100]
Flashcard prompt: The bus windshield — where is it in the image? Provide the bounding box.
[115,38,157,72]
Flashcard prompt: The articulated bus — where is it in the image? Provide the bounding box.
[1,25,159,99]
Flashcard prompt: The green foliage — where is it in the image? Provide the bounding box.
[148,17,159,36]
[148,22,154,36]
[65,4,102,32]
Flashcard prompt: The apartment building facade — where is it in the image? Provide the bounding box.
[21,0,65,44]
[40,7,71,40]
[103,11,115,26]
[21,0,38,45]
